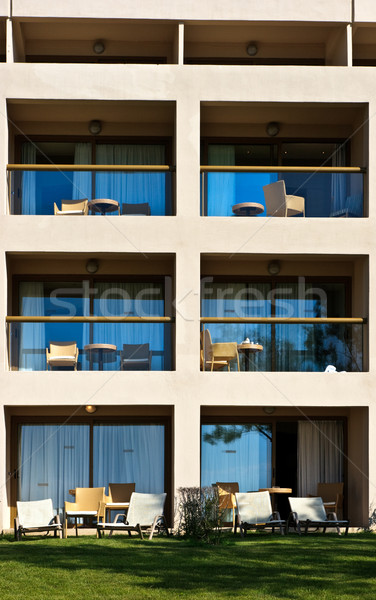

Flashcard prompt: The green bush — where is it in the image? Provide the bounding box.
[176,486,224,544]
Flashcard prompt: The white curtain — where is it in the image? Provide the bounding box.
[93,425,164,493]
[19,282,45,371]
[21,143,37,215]
[92,282,166,371]
[95,144,166,215]
[330,144,346,214]
[201,424,272,492]
[72,142,92,199]
[207,145,236,216]
[297,420,344,496]
[19,424,90,517]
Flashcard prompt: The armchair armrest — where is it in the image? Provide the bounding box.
[64,501,78,511]
[327,511,339,521]
[97,501,106,522]
[114,513,127,524]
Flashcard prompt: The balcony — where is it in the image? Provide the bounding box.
[12,19,179,64]
[200,166,365,217]
[7,164,174,216]
[200,318,364,372]
[7,317,173,371]
[200,266,367,372]
[185,22,349,66]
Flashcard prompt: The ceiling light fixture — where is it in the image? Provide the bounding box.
[266,121,280,137]
[93,40,105,54]
[263,406,275,415]
[88,120,102,135]
[85,405,97,414]
[268,260,281,275]
[86,258,99,274]
[246,42,258,57]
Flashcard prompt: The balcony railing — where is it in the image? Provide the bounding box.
[201,317,365,372]
[7,316,173,371]
[200,166,365,217]
[7,164,174,216]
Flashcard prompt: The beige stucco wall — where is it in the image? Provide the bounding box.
[1,12,376,529]
[354,0,376,23]
[12,1,352,23]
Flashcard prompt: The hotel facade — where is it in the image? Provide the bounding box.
[0,0,375,531]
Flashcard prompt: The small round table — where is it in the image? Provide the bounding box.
[259,487,293,514]
[84,343,117,371]
[232,202,264,216]
[237,342,263,371]
[88,199,120,215]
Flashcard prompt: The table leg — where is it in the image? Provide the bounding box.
[244,349,250,372]
[98,349,104,371]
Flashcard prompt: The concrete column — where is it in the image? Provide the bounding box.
[175,95,200,218]
[0,407,7,532]
[174,399,201,492]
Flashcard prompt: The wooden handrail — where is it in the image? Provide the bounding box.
[200,165,365,173]
[7,164,174,172]
[201,317,365,324]
[7,316,173,323]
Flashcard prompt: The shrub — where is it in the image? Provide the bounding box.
[176,486,224,544]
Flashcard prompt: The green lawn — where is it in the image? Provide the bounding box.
[0,533,375,600]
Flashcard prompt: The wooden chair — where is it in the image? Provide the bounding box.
[316,483,344,519]
[15,498,62,541]
[46,341,79,371]
[216,482,239,529]
[64,487,106,538]
[201,329,240,371]
[263,180,305,217]
[98,483,136,522]
[54,199,89,215]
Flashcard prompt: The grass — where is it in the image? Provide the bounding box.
[0,532,375,600]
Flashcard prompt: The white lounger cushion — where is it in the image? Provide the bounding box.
[48,356,76,361]
[65,510,98,516]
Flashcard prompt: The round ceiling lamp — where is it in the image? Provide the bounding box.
[88,120,102,135]
[86,258,99,274]
[266,122,280,137]
[93,40,105,54]
[246,42,258,57]
[267,260,281,275]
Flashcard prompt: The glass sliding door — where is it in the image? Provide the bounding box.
[17,421,166,516]
[201,281,272,370]
[93,424,165,493]
[18,424,90,516]
[201,423,272,492]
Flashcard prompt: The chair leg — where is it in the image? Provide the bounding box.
[75,517,78,537]
[149,516,159,540]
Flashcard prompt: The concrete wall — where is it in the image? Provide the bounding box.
[12,1,352,23]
